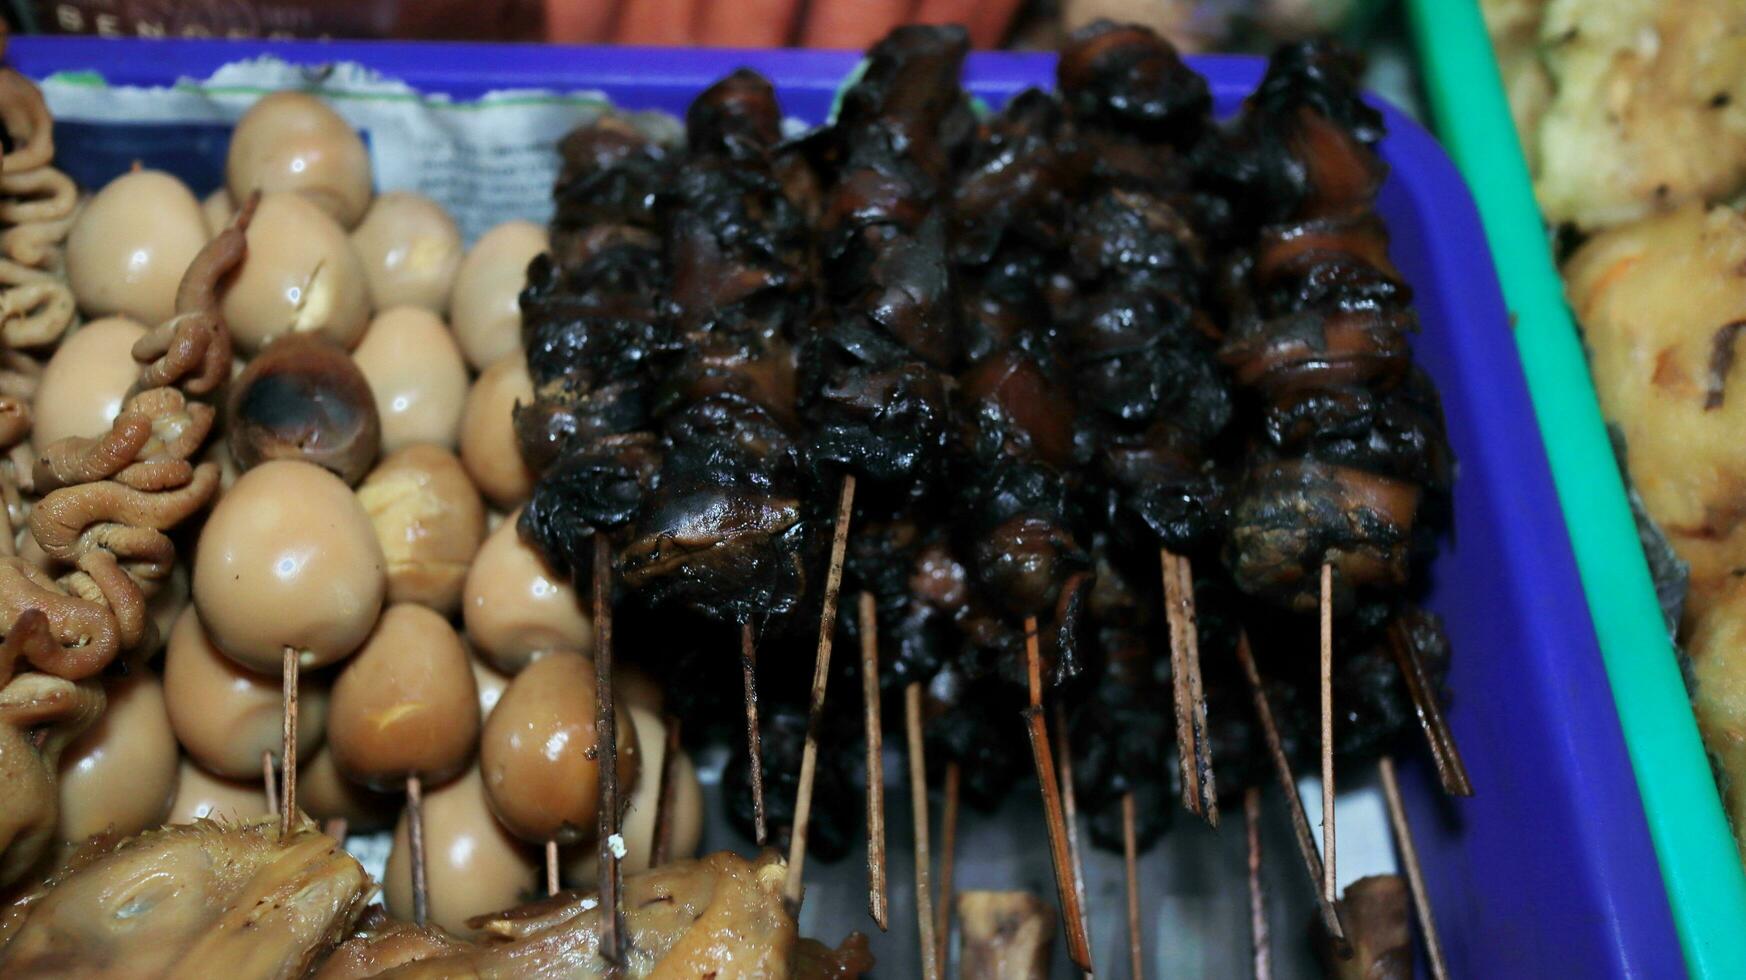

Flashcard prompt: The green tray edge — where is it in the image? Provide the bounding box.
[1404,2,1746,976]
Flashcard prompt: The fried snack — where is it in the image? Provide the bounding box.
[1564,202,1746,622]
[1532,0,1746,229]
[0,817,370,978]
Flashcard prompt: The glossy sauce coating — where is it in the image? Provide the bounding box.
[65,170,209,328]
[165,759,267,824]
[449,220,547,371]
[478,650,639,845]
[384,765,538,935]
[459,355,536,510]
[357,444,486,615]
[564,698,701,882]
[162,606,330,779]
[352,307,469,453]
[228,333,382,485]
[350,192,463,314]
[328,603,480,791]
[57,672,180,844]
[193,459,386,672]
[220,192,371,353]
[226,91,373,229]
[462,511,590,674]
[32,316,147,450]
[472,656,510,720]
[298,745,398,833]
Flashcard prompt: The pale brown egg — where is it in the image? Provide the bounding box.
[165,759,268,824]
[65,170,209,328]
[162,606,330,780]
[226,91,372,229]
[352,307,469,453]
[220,192,371,354]
[298,744,398,834]
[449,221,546,371]
[357,444,486,616]
[461,512,590,674]
[31,316,147,450]
[202,188,236,239]
[228,332,381,485]
[478,651,638,845]
[384,765,537,935]
[563,700,701,882]
[458,354,535,510]
[193,459,386,673]
[328,604,480,791]
[57,672,179,844]
[351,192,463,314]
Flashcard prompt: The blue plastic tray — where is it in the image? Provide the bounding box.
[6,37,1682,977]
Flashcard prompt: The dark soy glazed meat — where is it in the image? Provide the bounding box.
[800,26,972,505]
[618,70,818,622]
[515,113,675,580]
[1217,39,1455,615]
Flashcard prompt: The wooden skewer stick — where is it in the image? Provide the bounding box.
[650,716,681,867]
[262,749,278,817]
[545,840,560,896]
[593,533,625,966]
[935,761,960,974]
[904,681,941,980]
[406,775,429,927]
[1175,553,1218,826]
[859,591,888,930]
[785,474,857,908]
[1052,700,1092,962]
[1235,629,1348,948]
[323,818,348,843]
[1387,620,1473,797]
[1319,563,1336,912]
[1378,756,1451,980]
[1162,549,1200,818]
[740,622,766,846]
[1123,792,1145,980]
[280,646,298,836]
[1022,616,1094,972]
[1245,785,1272,980]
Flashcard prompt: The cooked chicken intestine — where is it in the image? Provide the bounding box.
[329,852,873,979]
[0,668,103,887]
[0,68,76,354]
[0,817,371,979]
[0,188,251,681]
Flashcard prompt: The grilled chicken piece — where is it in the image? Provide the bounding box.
[0,817,369,979]
[958,890,1056,980]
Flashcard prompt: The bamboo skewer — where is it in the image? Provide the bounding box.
[1387,620,1473,797]
[859,591,888,930]
[1163,549,1217,824]
[280,646,298,836]
[785,474,856,909]
[1053,700,1092,964]
[323,818,347,842]
[1245,785,1272,980]
[545,840,560,896]
[1022,616,1094,972]
[651,716,681,867]
[905,682,941,980]
[1319,563,1336,911]
[406,775,428,927]
[1123,792,1144,980]
[1378,756,1451,980]
[935,761,960,973]
[593,533,625,965]
[741,622,765,846]
[1235,629,1347,948]
[262,749,278,818]
[1175,553,1217,826]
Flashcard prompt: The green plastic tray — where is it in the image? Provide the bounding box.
[1406,2,1746,975]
